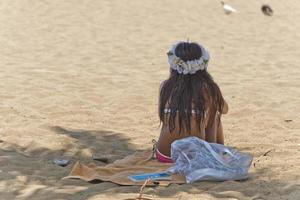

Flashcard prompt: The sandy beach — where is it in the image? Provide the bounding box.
[0,0,299,199]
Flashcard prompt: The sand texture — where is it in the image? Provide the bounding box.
[0,0,299,199]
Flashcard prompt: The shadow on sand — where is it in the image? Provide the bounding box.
[0,126,299,200]
[0,126,138,200]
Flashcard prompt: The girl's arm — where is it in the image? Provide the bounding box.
[216,116,224,144]
[205,112,224,144]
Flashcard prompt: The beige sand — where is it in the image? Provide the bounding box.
[0,0,299,199]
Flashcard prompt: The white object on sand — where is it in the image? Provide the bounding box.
[221,1,237,15]
[168,137,252,183]
[53,158,70,167]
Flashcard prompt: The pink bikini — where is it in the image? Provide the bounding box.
[152,139,173,163]
[156,149,173,163]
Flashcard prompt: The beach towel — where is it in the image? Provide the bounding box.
[64,150,186,186]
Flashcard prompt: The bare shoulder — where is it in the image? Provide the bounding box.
[222,100,229,114]
[202,85,229,114]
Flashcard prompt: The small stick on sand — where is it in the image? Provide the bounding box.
[262,149,273,156]
[253,149,274,167]
[136,178,152,200]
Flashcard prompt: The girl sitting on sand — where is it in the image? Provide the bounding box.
[156,41,228,163]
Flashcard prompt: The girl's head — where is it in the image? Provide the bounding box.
[174,42,202,62]
[167,41,210,75]
[159,41,224,134]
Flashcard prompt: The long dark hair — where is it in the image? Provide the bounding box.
[159,42,225,134]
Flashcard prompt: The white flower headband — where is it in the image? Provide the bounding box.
[167,42,210,75]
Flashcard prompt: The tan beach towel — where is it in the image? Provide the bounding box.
[64,150,185,186]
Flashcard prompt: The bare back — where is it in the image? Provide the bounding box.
[157,95,228,157]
